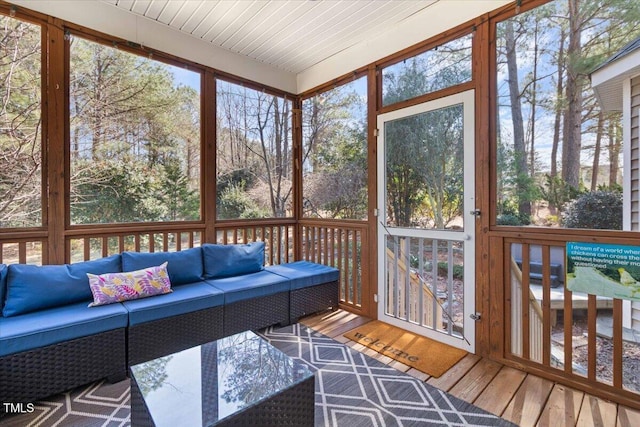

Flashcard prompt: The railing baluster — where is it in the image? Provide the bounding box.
[613,298,623,388]
[18,242,26,264]
[432,239,438,330]
[542,245,551,367]
[588,294,596,381]
[84,238,91,261]
[522,244,531,360]
[447,240,454,335]
[135,234,141,252]
[564,259,573,374]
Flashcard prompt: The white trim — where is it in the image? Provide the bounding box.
[591,49,640,88]
[623,78,632,232]
[296,1,510,93]
[623,77,633,329]
[376,90,475,353]
[6,0,297,93]
[592,50,640,112]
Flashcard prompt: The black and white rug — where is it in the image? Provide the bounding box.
[260,324,514,427]
[2,324,514,427]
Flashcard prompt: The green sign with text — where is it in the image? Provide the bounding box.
[567,242,640,301]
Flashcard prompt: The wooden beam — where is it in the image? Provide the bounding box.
[46,17,66,264]
[202,70,216,243]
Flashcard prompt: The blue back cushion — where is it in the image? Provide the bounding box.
[2,255,122,317]
[0,264,7,314]
[202,242,265,279]
[121,247,203,286]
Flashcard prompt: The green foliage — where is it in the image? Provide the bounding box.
[217,182,269,220]
[496,202,531,225]
[302,81,368,220]
[562,190,622,229]
[496,213,525,226]
[68,37,201,224]
[539,174,581,213]
[383,97,464,228]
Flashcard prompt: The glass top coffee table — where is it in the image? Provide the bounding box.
[130,331,315,426]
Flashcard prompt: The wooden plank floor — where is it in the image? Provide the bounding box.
[301,310,640,427]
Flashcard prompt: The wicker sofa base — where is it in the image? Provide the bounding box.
[223,291,289,336]
[0,328,126,415]
[290,280,339,323]
[128,305,224,366]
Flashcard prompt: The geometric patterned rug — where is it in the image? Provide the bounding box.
[0,380,130,427]
[1,323,514,427]
[260,324,515,427]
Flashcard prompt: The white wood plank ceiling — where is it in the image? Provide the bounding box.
[102,0,439,74]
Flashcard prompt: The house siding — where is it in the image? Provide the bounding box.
[631,76,640,330]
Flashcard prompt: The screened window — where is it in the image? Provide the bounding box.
[382,34,472,107]
[495,0,640,230]
[69,36,201,224]
[216,79,293,219]
[302,76,368,220]
[0,15,42,228]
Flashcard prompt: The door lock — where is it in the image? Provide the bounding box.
[470,209,481,217]
[469,313,481,321]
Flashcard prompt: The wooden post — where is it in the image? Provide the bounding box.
[46,18,66,264]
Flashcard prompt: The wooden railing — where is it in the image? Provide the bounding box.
[509,256,544,364]
[67,227,205,262]
[499,237,636,408]
[299,220,369,314]
[1,218,369,316]
[0,237,47,265]
[215,221,295,266]
[385,247,443,329]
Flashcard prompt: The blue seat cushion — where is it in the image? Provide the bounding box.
[266,261,339,290]
[2,255,122,317]
[0,301,128,357]
[0,264,7,313]
[122,281,224,326]
[122,248,203,286]
[206,270,290,304]
[202,242,264,279]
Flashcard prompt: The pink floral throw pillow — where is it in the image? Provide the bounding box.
[87,262,172,307]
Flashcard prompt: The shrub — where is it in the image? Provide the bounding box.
[562,190,622,230]
[496,213,524,226]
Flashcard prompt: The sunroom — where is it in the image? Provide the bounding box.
[2,0,640,425]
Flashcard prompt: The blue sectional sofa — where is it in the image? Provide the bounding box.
[0,243,339,412]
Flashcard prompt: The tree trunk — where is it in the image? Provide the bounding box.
[591,111,604,191]
[550,28,565,182]
[561,0,583,189]
[504,20,531,218]
[608,117,622,187]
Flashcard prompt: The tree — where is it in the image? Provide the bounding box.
[0,16,42,227]
[216,81,293,218]
[496,0,640,227]
[504,19,531,219]
[302,81,368,219]
[69,37,201,224]
[382,52,467,228]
